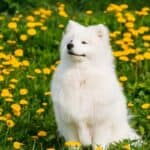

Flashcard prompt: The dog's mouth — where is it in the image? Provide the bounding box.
[68,51,86,57]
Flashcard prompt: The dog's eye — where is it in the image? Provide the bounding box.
[81,41,88,44]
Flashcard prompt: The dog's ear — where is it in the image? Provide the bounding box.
[65,20,82,33]
[93,24,109,38]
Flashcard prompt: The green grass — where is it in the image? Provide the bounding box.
[0,1,150,150]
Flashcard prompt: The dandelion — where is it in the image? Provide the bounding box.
[11,103,21,112]
[44,91,51,96]
[22,60,30,67]
[143,35,150,41]
[123,144,131,150]
[85,10,93,15]
[5,98,14,102]
[36,108,45,114]
[35,68,42,74]
[20,34,28,41]
[1,89,13,97]
[13,141,23,149]
[40,26,47,31]
[14,49,24,57]
[6,119,15,128]
[147,115,150,119]
[37,130,47,137]
[119,76,128,82]
[135,54,144,61]
[7,137,13,141]
[10,78,18,83]
[0,75,4,81]
[119,56,129,61]
[19,88,28,95]
[19,99,28,105]
[27,28,37,36]
[0,46,4,50]
[58,24,64,28]
[141,103,150,109]
[65,141,81,147]
[144,52,150,59]
[128,102,134,107]
[42,102,48,106]
[32,135,39,140]
[8,22,17,29]
[43,68,51,74]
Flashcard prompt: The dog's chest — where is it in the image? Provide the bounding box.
[59,68,103,122]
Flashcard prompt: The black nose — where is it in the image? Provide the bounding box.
[67,43,74,50]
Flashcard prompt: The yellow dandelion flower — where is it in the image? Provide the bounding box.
[20,34,28,41]
[26,75,35,80]
[19,88,28,95]
[8,22,17,29]
[0,46,4,50]
[58,24,64,28]
[65,141,81,147]
[58,10,68,17]
[119,76,128,82]
[11,103,21,112]
[44,91,51,96]
[50,65,56,71]
[85,10,93,15]
[0,116,6,121]
[14,49,24,57]
[22,60,30,67]
[143,35,150,41]
[96,145,103,150]
[5,113,12,119]
[7,137,13,141]
[42,102,48,106]
[144,52,150,59]
[10,78,18,83]
[35,68,42,74]
[19,99,28,105]
[43,68,51,74]
[40,26,47,31]
[117,17,126,23]
[147,115,150,119]
[5,98,14,102]
[36,108,45,114]
[6,119,15,128]
[27,28,37,36]
[141,103,150,109]
[128,102,134,107]
[13,141,23,149]
[0,75,4,81]
[9,84,16,89]
[37,130,47,137]
[1,89,13,97]
[7,40,16,45]
[125,22,134,28]
[123,144,131,150]
[135,54,144,61]
[26,15,35,22]
[32,135,39,140]
[0,34,3,39]
[144,42,149,48]
[119,56,129,61]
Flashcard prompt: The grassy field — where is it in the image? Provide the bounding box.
[0,1,150,150]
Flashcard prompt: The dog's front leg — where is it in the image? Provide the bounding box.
[78,123,92,146]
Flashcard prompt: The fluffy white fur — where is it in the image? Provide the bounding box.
[51,20,139,148]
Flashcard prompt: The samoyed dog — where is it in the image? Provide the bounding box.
[51,20,139,148]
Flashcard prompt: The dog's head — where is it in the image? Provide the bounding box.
[60,20,113,65]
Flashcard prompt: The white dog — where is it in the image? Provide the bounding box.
[51,20,139,148]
